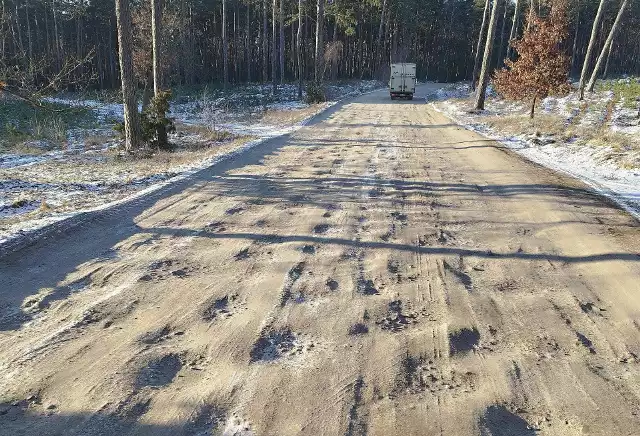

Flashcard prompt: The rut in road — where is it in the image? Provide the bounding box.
[0,85,639,436]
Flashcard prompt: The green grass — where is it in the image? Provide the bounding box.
[597,78,640,108]
[0,98,97,151]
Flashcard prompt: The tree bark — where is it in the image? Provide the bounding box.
[475,0,501,110]
[279,0,284,84]
[527,0,534,31]
[375,0,387,70]
[506,0,520,59]
[297,0,303,98]
[315,0,324,83]
[151,0,162,95]
[263,0,268,83]
[497,1,509,67]
[570,0,579,73]
[586,0,628,92]
[115,0,141,151]
[246,1,251,82]
[471,0,490,90]
[578,0,606,100]
[222,0,229,89]
[272,0,277,93]
[530,95,536,118]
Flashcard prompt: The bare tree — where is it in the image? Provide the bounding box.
[586,0,629,92]
[263,0,268,83]
[222,0,229,88]
[279,0,284,84]
[115,0,141,151]
[315,0,324,83]
[151,0,162,94]
[272,0,277,93]
[246,0,251,82]
[475,0,502,110]
[507,0,520,59]
[472,0,490,90]
[297,0,303,98]
[151,0,168,147]
[578,0,606,99]
[375,0,387,70]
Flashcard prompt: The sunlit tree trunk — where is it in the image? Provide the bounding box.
[586,0,628,92]
[315,0,324,83]
[297,0,303,98]
[506,0,520,59]
[115,0,141,151]
[578,0,606,99]
[471,0,490,90]
[272,0,277,93]
[279,0,284,84]
[475,0,501,110]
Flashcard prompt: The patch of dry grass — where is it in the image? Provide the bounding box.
[257,104,325,125]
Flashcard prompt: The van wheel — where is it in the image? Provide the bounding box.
[408,95,414,100]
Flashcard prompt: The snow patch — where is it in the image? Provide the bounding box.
[432,100,640,220]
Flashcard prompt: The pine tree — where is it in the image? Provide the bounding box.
[494,0,571,118]
[115,0,141,151]
[315,0,324,84]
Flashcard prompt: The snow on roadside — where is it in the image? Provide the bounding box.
[1,82,384,248]
[430,85,640,219]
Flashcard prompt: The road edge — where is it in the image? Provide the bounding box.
[0,86,385,258]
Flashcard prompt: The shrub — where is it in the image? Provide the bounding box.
[305,83,326,104]
[141,90,175,150]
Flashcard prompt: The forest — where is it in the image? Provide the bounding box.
[1,0,639,94]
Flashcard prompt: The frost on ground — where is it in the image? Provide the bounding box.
[0,81,383,246]
[429,79,640,219]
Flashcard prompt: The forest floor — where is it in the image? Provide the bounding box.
[0,81,382,246]
[430,78,640,218]
[1,84,639,435]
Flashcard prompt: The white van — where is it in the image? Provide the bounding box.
[389,63,416,100]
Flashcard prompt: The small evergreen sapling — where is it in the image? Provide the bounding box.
[493,1,571,118]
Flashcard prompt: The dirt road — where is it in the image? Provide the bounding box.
[1,84,640,435]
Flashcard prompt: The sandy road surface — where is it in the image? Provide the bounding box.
[1,84,640,435]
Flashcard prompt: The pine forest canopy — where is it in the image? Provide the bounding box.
[1,0,639,94]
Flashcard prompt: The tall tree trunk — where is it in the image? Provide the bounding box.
[279,0,284,84]
[25,0,33,62]
[586,0,628,92]
[272,0,277,93]
[151,0,162,94]
[527,0,534,31]
[578,0,606,100]
[471,0,490,90]
[297,0,303,98]
[151,0,167,147]
[497,1,509,67]
[222,0,228,88]
[570,0,579,73]
[315,0,324,83]
[246,1,251,82]
[506,0,520,59]
[475,0,501,110]
[52,0,61,70]
[115,0,141,151]
[375,0,387,71]
[0,0,6,62]
[263,0,268,83]
[602,35,614,78]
